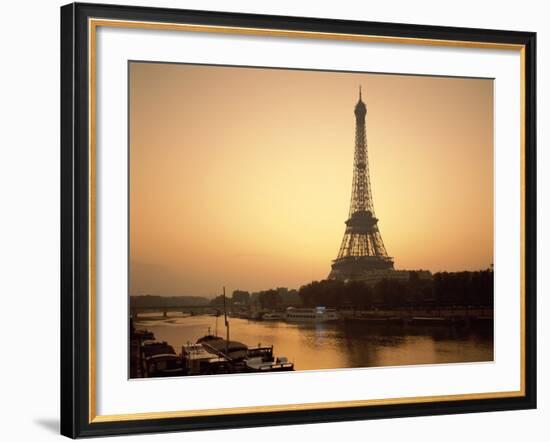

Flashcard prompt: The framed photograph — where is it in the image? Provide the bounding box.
[60,2,536,438]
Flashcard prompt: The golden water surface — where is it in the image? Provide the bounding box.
[135,315,493,372]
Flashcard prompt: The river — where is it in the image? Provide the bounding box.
[135,313,493,371]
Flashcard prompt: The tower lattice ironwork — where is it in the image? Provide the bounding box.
[329,87,394,281]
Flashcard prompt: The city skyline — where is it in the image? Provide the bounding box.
[129,62,493,296]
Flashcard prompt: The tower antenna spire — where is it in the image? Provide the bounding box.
[359,85,362,100]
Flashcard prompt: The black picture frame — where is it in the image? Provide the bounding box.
[61,2,537,438]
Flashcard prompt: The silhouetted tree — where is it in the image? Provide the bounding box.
[297,270,493,309]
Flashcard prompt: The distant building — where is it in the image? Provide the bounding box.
[232,290,250,305]
[347,269,432,286]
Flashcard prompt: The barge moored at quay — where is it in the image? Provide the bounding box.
[131,321,294,377]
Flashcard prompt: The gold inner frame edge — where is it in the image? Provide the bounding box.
[87,17,527,424]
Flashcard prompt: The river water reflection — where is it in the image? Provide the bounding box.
[136,314,493,371]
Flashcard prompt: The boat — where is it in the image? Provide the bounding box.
[262,312,283,320]
[248,310,263,320]
[132,329,154,341]
[198,337,295,373]
[141,341,175,357]
[181,343,231,375]
[285,306,339,322]
[141,341,185,377]
[245,345,294,372]
[129,319,155,341]
[143,353,185,377]
[197,334,223,344]
[199,337,249,361]
[194,287,295,373]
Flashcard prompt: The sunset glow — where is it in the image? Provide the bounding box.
[129,62,493,296]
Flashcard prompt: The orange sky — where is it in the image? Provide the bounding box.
[129,62,493,297]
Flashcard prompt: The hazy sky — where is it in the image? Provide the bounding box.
[129,62,493,297]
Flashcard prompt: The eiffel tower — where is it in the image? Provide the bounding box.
[329,87,394,281]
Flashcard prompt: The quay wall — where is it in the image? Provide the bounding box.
[339,307,493,320]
